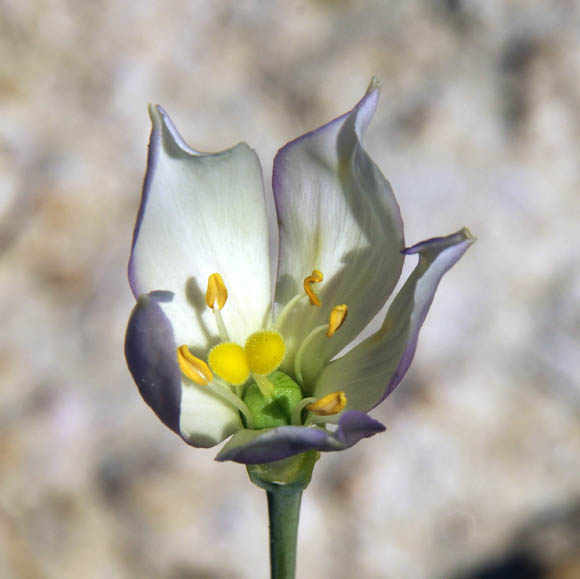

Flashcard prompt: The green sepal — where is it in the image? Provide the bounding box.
[247,450,319,492]
[243,371,302,429]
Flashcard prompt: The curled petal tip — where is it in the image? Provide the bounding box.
[367,76,381,94]
[146,104,198,156]
[147,104,169,128]
[402,227,476,256]
[460,226,477,243]
[147,103,158,119]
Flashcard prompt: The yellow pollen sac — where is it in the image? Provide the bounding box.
[327,304,348,337]
[205,273,228,310]
[303,269,324,306]
[245,331,286,375]
[208,342,250,385]
[307,391,347,416]
[177,345,213,385]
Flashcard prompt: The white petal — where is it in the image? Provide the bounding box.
[314,229,475,414]
[273,79,404,389]
[126,293,242,448]
[129,106,273,349]
[180,379,242,447]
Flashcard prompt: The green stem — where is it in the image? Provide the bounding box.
[266,486,302,579]
[246,451,318,578]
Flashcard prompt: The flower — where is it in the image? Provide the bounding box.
[125,78,474,465]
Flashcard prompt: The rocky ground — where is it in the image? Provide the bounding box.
[1,1,579,578]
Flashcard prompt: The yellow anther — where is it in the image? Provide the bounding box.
[177,345,213,385]
[307,391,347,416]
[245,331,286,375]
[205,273,228,310]
[303,269,324,306]
[208,342,250,385]
[327,304,348,337]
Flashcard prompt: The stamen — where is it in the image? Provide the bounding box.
[294,304,349,383]
[177,345,213,385]
[205,273,229,341]
[208,342,250,385]
[303,269,324,306]
[327,304,348,337]
[307,391,347,416]
[207,378,255,429]
[176,346,254,428]
[205,273,228,310]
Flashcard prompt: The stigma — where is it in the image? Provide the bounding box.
[208,342,249,385]
[245,331,285,375]
[207,330,286,387]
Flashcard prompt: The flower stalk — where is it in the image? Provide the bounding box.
[267,486,302,579]
[247,451,318,579]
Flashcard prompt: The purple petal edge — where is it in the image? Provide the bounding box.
[215,410,385,464]
[378,227,475,405]
[125,292,182,436]
[272,78,380,206]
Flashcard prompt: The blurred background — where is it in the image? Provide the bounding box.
[1,1,579,578]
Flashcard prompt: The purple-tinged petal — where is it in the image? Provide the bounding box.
[125,292,182,436]
[215,410,385,464]
[314,228,475,413]
[272,78,404,390]
[125,293,243,448]
[129,105,273,349]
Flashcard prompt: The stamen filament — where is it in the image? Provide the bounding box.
[273,293,308,331]
[293,324,327,384]
[213,307,230,342]
[290,397,317,425]
[207,379,255,429]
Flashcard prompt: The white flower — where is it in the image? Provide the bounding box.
[125,79,474,464]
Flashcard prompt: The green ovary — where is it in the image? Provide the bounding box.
[243,371,303,429]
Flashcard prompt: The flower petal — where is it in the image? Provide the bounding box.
[129,105,273,349]
[126,293,243,448]
[272,78,404,388]
[314,228,475,413]
[215,410,385,464]
[125,293,182,435]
